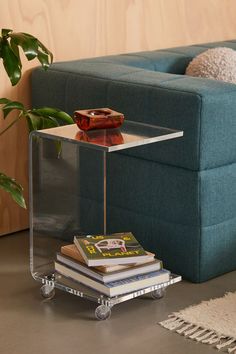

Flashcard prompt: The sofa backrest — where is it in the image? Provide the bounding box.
[79,40,236,74]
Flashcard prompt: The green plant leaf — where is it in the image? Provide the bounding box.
[0,99,73,132]
[0,99,25,135]
[1,100,25,119]
[26,112,60,132]
[26,113,41,131]
[1,29,12,37]
[10,32,53,69]
[37,50,50,69]
[1,29,53,85]
[0,98,11,104]
[10,32,38,61]
[1,40,21,85]
[0,37,2,58]
[0,173,26,208]
[1,101,24,110]
[9,38,21,67]
[31,107,74,124]
[37,39,53,63]
[2,107,15,119]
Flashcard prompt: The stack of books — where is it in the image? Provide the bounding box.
[54,232,170,297]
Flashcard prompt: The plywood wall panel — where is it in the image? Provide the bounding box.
[1,0,236,235]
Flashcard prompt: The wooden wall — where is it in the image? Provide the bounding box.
[1,0,236,235]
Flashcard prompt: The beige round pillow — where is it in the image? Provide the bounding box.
[185,47,236,84]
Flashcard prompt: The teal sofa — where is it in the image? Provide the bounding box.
[31,40,236,282]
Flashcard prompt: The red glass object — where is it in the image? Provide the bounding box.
[73,108,124,131]
[75,129,124,147]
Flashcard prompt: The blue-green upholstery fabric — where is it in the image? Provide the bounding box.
[31,40,236,282]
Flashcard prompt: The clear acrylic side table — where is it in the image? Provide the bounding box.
[29,120,183,320]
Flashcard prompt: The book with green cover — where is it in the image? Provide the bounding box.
[60,244,156,273]
[73,232,150,266]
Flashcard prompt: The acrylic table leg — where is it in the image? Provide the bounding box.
[103,151,107,236]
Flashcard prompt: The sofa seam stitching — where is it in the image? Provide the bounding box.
[44,68,236,96]
[105,204,200,227]
[153,49,193,57]
[105,202,236,228]
[198,95,203,282]
[45,68,206,97]
[117,72,184,83]
[119,150,236,174]
[122,51,190,59]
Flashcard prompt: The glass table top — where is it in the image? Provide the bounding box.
[34,120,183,152]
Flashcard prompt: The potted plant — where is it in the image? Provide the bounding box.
[0,29,73,208]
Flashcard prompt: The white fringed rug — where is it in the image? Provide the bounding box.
[159,292,236,353]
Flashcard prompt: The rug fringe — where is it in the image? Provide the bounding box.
[228,344,236,353]
[216,338,235,350]
[159,317,184,330]
[176,323,192,334]
[159,316,178,328]
[159,316,236,352]
[195,330,214,342]
[183,325,199,336]
[189,328,207,340]
[205,334,223,345]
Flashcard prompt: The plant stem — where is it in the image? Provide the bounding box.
[0,116,21,136]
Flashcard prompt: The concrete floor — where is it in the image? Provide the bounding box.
[1,231,236,354]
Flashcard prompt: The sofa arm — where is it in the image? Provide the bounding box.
[31,63,236,171]
[106,71,236,171]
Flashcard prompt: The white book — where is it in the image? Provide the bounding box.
[55,262,170,297]
[56,253,162,283]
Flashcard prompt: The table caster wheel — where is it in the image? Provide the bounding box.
[40,284,55,300]
[95,305,111,320]
[151,287,166,299]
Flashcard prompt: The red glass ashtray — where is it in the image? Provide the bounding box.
[73,108,124,131]
[76,129,124,147]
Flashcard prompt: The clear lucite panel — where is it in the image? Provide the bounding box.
[30,135,106,280]
[39,120,183,152]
